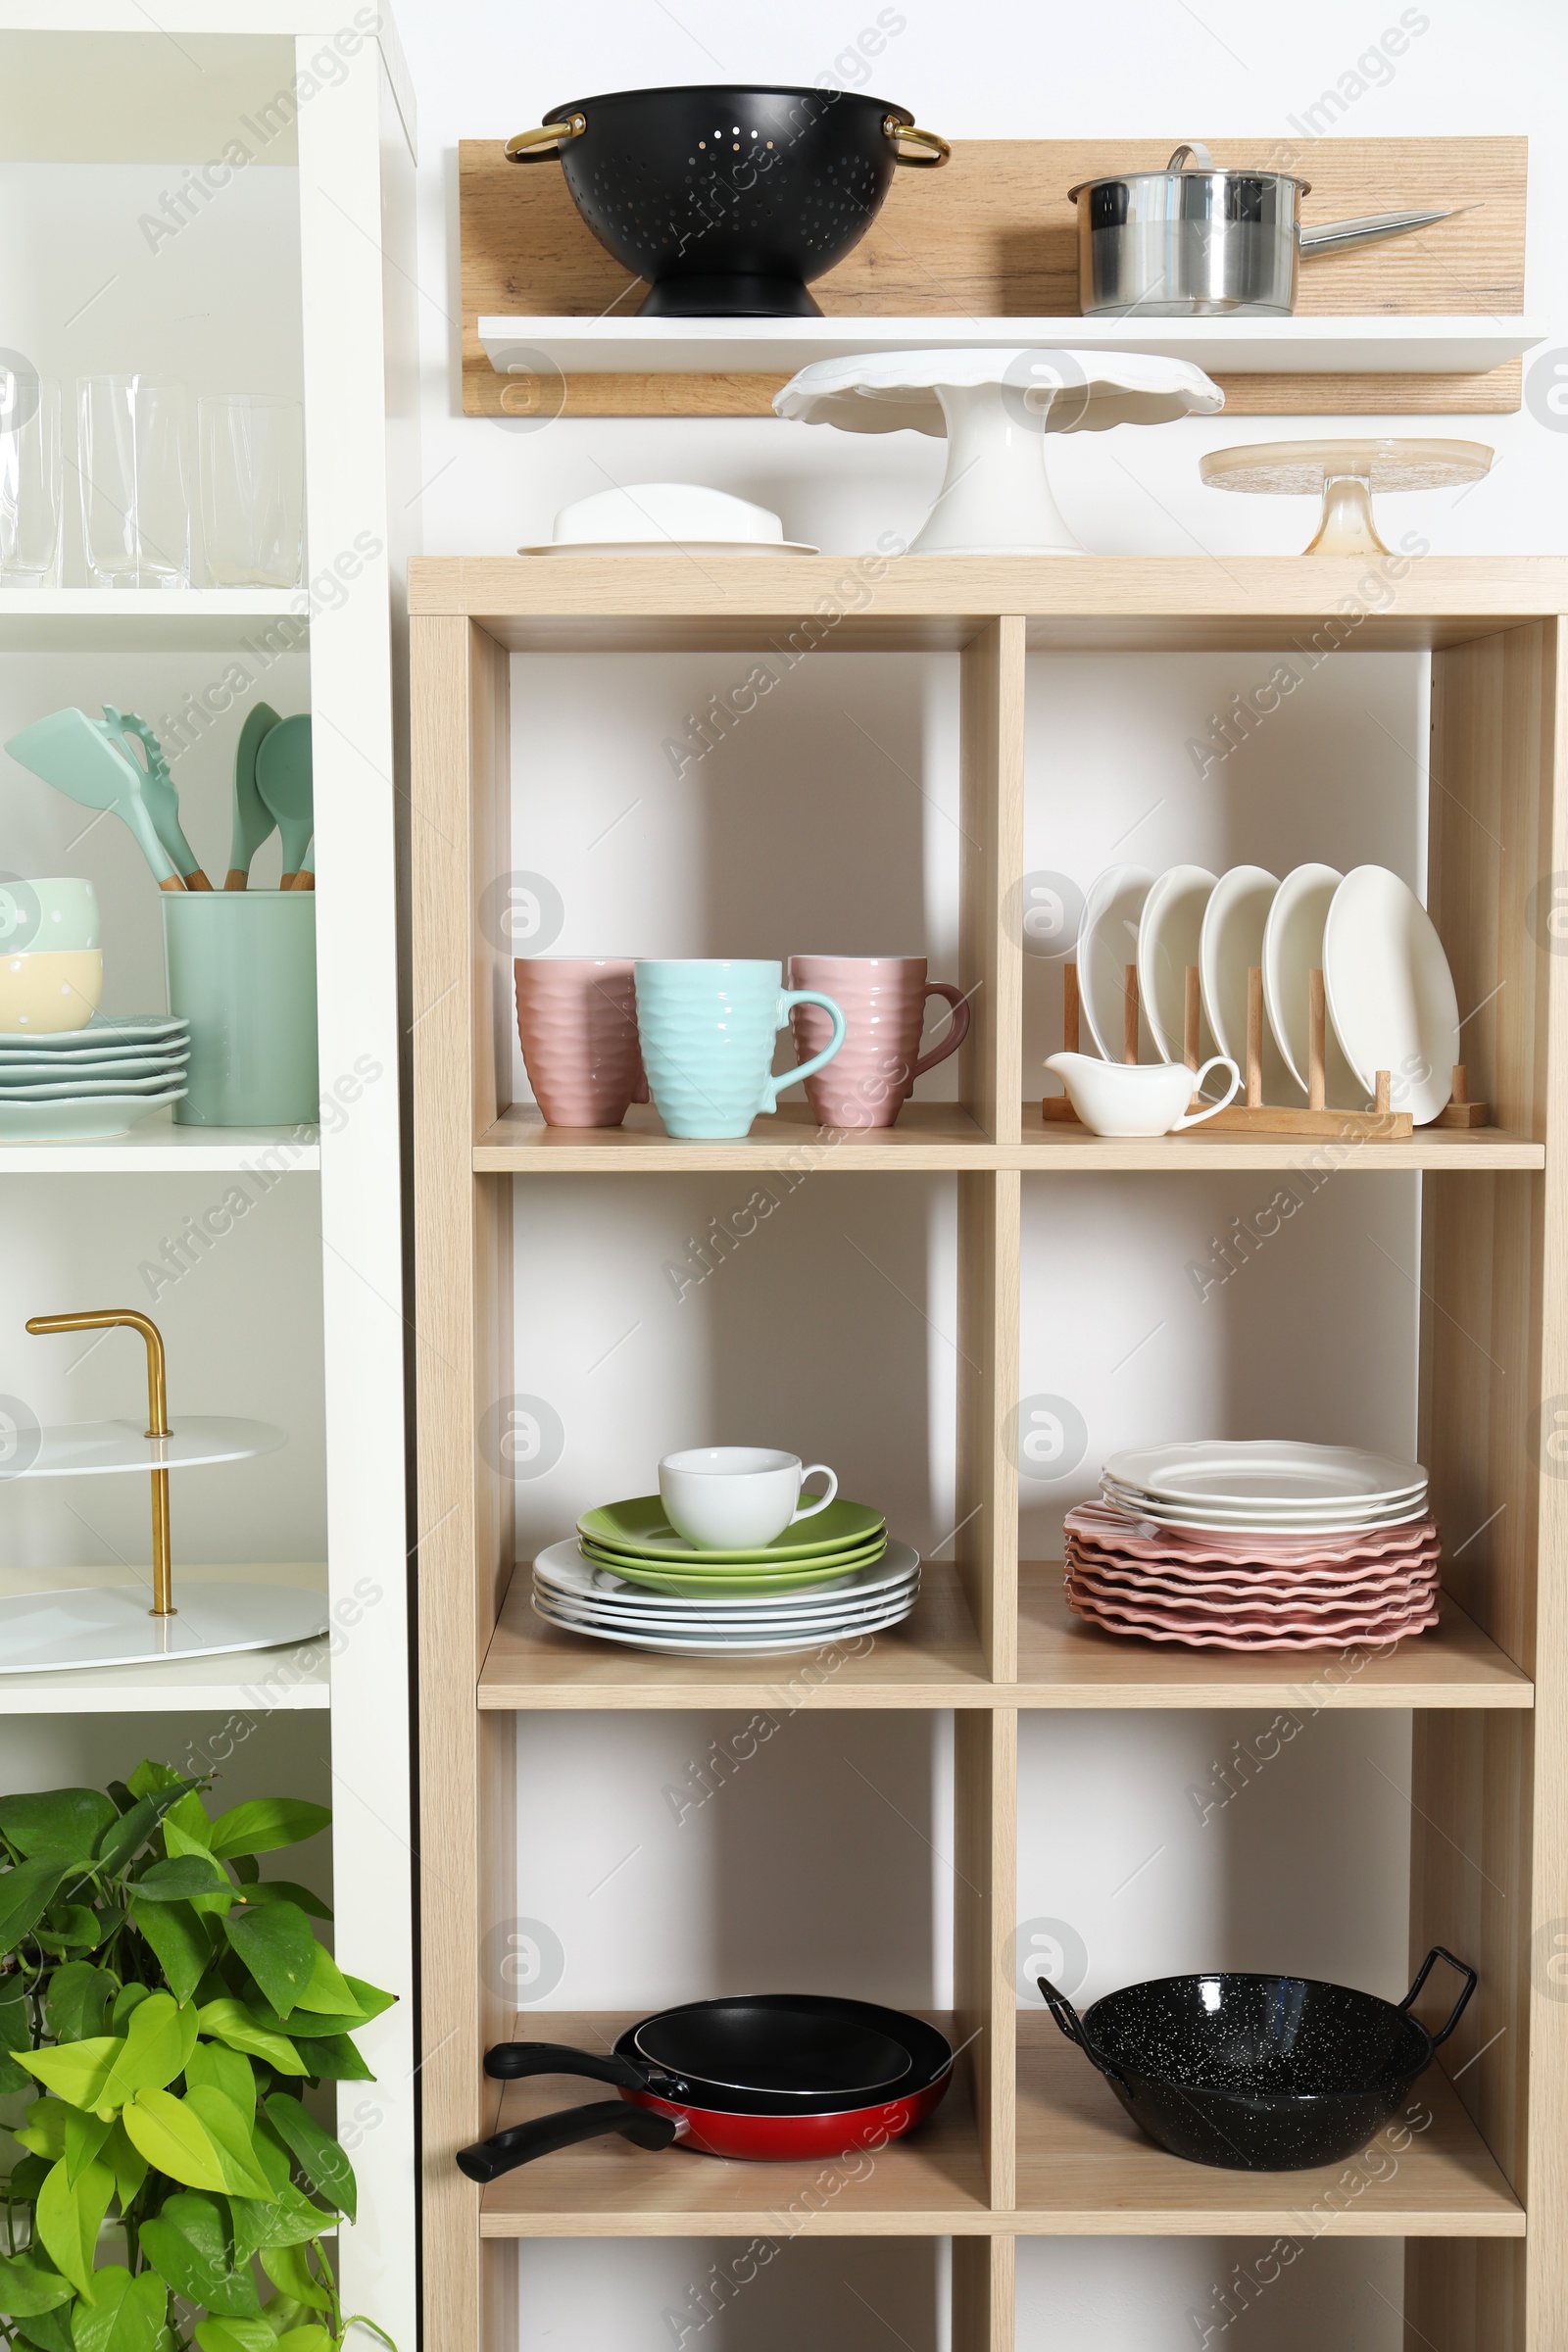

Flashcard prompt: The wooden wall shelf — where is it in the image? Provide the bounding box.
[460,134,1528,416]
[413,559,1567,2352]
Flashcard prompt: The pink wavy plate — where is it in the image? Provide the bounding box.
[1064,1546,1440,1602]
[1065,1572,1438,1626]
[1066,1592,1441,1650]
[1067,1500,1441,1567]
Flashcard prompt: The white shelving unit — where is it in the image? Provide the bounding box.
[0,9,418,2347]
[478,311,1548,378]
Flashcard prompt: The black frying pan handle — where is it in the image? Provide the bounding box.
[457,2101,678,2181]
[1398,1946,1478,2046]
[1037,1978,1131,2093]
[484,2041,645,2090]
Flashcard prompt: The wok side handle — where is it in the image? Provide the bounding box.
[1398,1946,1478,2046]
[1037,1978,1131,2093]
[457,2101,678,2182]
[484,2040,645,2090]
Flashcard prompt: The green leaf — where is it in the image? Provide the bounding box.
[263,2095,356,2222]
[162,1824,233,1919]
[0,1861,70,1951]
[0,1793,116,1866]
[138,2193,260,2321]
[99,1993,199,2108]
[34,1905,104,1957]
[0,2253,74,2318]
[109,1985,149,2033]
[120,2090,229,2196]
[0,1987,32,2095]
[34,2156,113,2300]
[46,1966,113,2044]
[127,1898,211,2006]
[295,2034,372,2082]
[182,2087,275,2201]
[14,2040,124,2114]
[17,2097,68,2161]
[129,1857,230,1904]
[221,1905,318,2022]
[94,1785,201,1882]
[100,2121,146,2214]
[257,2243,328,2313]
[289,1944,363,2022]
[69,2266,165,2352]
[16,2306,75,2352]
[228,2183,330,2260]
[274,2331,334,2352]
[124,1763,184,1801]
[6,2153,51,2201]
[205,1802,329,1864]
[193,2323,275,2352]
[232,1881,331,1924]
[196,2000,307,2077]
[62,2111,111,2187]
[186,2041,256,2119]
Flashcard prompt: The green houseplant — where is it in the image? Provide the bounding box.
[0,1762,395,2352]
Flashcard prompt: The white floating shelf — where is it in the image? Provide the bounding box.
[15,1417,285,1479]
[0,1120,320,1175]
[0,590,308,653]
[480,313,1546,379]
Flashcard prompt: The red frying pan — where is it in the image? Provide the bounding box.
[457,1993,954,2180]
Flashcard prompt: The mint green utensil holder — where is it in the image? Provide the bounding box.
[163,892,318,1126]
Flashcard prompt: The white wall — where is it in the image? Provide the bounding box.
[394,1,1567,2343]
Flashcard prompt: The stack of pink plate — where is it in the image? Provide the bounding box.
[1064,1440,1441,1651]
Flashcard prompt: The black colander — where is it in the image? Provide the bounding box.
[507,83,948,317]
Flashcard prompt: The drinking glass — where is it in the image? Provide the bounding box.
[77,375,191,588]
[0,371,61,585]
[199,394,303,588]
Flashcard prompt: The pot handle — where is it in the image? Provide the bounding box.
[457,2101,679,2182]
[484,2040,645,2090]
[1166,141,1215,172]
[506,114,587,163]
[1397,1946,1478,2047]
[884,117,950,168]
[1038,1978,1132,2093]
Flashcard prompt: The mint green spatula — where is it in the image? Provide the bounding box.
[5,708,185,890]
[225,701,282,889]
[255,712,313,890]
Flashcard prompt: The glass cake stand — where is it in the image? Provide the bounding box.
[1199,437,1493,555]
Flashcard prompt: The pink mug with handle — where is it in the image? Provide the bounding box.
[786,955,971,1129]
[514,956,650,1128]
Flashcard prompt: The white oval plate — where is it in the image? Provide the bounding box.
[530,1592,918,1655]
[1323,866,1459,1126]
[1077,865,1154,1061]
[1198,865,1300,1103]
[1137,865,1218,1064]
[1261,863,1364,1109]
[1105,1439,1425,1506]
[533,1538,918,1612]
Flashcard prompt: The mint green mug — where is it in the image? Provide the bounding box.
[634,959,846,1140]
[163,892,318,1126]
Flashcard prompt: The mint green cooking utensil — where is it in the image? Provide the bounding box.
[100,706,209,888]
[5,708,184,890]
[226,701,281,888]
[254,711,313,887]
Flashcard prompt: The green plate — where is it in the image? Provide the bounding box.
[581,1537,886,1588]
[584,1547,884,1598]
[581,1531,886,1575]
[577,1494,885,1565]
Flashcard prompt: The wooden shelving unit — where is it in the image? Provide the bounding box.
[412,552,1568,2352]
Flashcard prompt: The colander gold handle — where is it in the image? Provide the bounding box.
[884,118,950,168]
[506,114,587,163]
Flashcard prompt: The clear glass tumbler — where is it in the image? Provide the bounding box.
[0,371,61,585]
[78,375,191,588]
[199,394,304,589]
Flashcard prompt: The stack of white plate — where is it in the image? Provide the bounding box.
[0,1014,190,1139]
[1101,1440,1428,1534]
[531,1539,921,1656]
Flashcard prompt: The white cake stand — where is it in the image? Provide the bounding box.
[1199,437,1493,555]
[774,347,1224,555]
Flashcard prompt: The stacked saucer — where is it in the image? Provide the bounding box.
[0,1014,190,1139]
[532,1539,921,1656]
[575,1495,888,1595]
[1066,1441,1440,1650]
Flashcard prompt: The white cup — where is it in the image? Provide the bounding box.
[659,1446,838,1550]
[1045,1052,1241,1138]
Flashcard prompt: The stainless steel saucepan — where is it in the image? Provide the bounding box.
[1068,142,1473,318]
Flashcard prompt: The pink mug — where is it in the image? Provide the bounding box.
[786,955,970,1129]
[514,957,649,1128]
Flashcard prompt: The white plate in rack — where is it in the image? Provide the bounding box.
[1137,864,1219,1063]
[1323,866,1460,1126]
[1077,865,1155,1061]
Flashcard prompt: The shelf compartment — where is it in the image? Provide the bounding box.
[476,2010,990,2237]
[479,1556,990,1709]
[478,313,1546,383]
[0,590,306,652]
[1015,1110,1544,1172]
[0,1121,320,1175]
[478,1101,991,1171]
[1017,1571,1533,1709]
[1014,2012,1524,2235]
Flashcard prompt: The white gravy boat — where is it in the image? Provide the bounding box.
[1047,1052,1241,1138]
